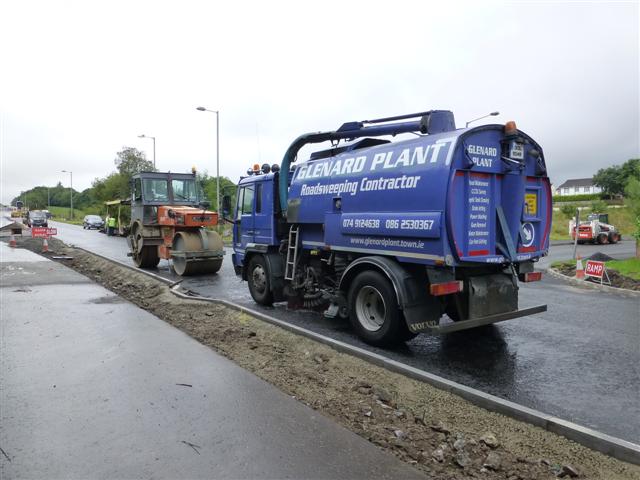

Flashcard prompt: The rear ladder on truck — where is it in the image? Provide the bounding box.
[284,225,300,280]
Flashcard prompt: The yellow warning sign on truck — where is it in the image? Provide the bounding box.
[525,192,537,216]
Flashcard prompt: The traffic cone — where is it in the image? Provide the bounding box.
[575,255,585,280]
[42,238,49,253]
[9,234,16,247]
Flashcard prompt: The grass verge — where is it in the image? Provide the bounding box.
[607,258,640,280]
[46,206,99,225]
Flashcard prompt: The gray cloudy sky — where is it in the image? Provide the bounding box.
[1,0,638,204]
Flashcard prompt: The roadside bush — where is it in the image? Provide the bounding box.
[590,200,608,213]
[552,193,603,203]
[560,203,578,218]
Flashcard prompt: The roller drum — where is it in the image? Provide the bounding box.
[172,230,224,276]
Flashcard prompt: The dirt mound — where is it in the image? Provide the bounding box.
[587,252,616,262]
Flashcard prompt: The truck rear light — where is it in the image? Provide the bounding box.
[429,281,463,296]
[519,271,542,282]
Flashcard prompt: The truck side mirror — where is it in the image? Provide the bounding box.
[222,195,231,217]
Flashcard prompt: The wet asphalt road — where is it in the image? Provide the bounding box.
[2,244,423,480]
[18,219,640,443]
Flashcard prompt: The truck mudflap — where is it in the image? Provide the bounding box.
[411,304,547,335]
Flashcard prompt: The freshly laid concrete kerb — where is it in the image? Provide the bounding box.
[47,246,640,465]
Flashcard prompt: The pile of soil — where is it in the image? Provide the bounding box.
[587,253,615,262]
[6,236,640,480]
[554,262,640,291]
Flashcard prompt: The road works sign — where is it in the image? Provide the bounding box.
[31,227,57,238]
[585,260,610,285]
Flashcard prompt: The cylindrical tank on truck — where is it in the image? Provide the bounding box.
[226,110,551,346]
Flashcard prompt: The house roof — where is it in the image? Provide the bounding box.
[557,178,595,189]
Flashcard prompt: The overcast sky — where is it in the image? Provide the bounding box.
[1,0,638,204]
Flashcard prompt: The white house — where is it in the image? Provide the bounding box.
[555,178,602,196]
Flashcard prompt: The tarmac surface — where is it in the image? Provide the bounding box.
[10,218,640,444]
[0,242,425,479]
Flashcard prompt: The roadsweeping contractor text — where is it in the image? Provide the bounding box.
[300,175,421,197]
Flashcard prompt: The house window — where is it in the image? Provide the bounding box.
[563,188,569,195]
[584,186,590,193]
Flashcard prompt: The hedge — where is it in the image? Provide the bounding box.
[552,193,603,203]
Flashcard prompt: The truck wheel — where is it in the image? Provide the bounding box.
[348,271,403,346]
[248,255,273,306]
[597,233,608,245]
[608,233,619,244]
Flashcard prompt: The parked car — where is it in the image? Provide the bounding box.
[27,210,48,228]
[83,215,105,230]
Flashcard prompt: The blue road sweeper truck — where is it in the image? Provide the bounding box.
[225,110,551,346]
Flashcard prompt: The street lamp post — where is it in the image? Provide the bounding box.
[465,111,500,128]
[196,106,220,214]
[138,134,156,169]
[61,170,73,219]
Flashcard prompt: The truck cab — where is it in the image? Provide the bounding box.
[232,167,282,271]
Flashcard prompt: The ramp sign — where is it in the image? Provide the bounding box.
[31,227,57,238]
[585,260,611,285]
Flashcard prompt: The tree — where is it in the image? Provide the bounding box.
[115,147,155,178]
[11,185,77,210]
[593,158,640,197]
[625,177,640,258]
[198,172,236,212]
[92,172,129,203]
[593,166,622,197]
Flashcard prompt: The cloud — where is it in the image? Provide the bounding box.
[0,0,637,203]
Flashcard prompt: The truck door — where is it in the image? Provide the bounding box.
[235,184,256,251]
[253,182,273,244]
